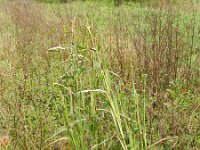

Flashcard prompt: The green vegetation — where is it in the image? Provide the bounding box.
[0,0,200,149]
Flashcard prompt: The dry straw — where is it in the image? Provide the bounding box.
[0,135,9,149]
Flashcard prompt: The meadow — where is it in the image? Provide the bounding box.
[0,0,200,149]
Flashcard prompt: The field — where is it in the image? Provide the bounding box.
[0,0,200,149]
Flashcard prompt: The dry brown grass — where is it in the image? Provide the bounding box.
[0,135,9,149]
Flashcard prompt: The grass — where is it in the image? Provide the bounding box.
[0,0,200,149]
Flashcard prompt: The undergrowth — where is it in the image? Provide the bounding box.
[0,0,199,149]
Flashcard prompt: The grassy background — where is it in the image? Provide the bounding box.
[0,0,200,149]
